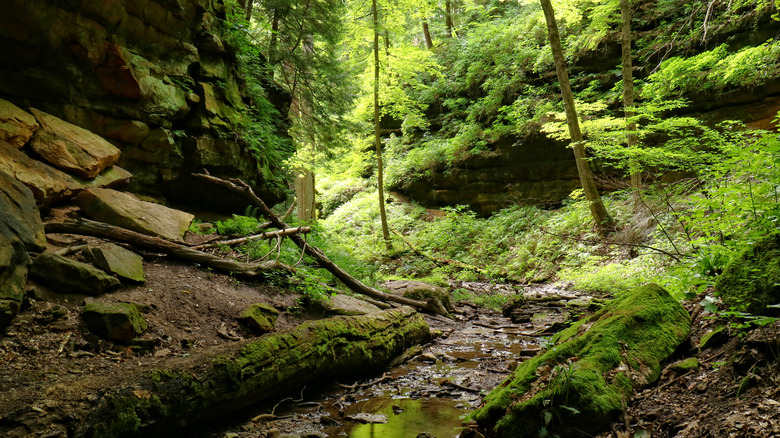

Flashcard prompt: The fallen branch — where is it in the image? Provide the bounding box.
[191,227,311,250]
[44,219,295,277]
[192,173,449,316]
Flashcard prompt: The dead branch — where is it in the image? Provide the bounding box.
[192,173,450,316]
[44,219,296,277]
[191,227,311,250]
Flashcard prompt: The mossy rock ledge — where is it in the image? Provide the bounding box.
[715,232,780,316]
[469,283,691,438]
[79,307,430,437]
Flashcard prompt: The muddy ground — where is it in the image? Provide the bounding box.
[1,229,779,437]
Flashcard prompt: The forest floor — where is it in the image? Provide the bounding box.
[1,229,779,437]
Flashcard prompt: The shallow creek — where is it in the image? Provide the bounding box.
[212,283,598,438]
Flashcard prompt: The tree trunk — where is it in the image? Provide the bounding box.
[244,0,253,21]
[444,0,455,37]
[44,220,295,277]
[539,0,611,230]
[621,0,641,205]
[192,174,450,316]
[422,22,433,49]
[373,0,391,248]
[268,8,280,65]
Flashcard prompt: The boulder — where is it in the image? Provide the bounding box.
[320,294,381,316]
[383,280,454,313]
[74,188,193,241]
[83,243,145,283]
[28,109,121,180]
[82,301,148,343]
[238,303,279,333]
[716,233,780,316]
[0,140,132,206]
[470,284,691,437]
[0,98,38,148]
[29,253,120,295]
[0,170,45,327]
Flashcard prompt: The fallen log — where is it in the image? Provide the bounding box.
[191,226,312,250]
[192,173,450,316]
[44,219,295,277]
[73,308,429,437]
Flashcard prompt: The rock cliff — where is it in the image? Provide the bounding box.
[0,0,290,212]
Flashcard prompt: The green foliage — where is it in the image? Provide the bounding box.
[643,41,780,100]
[215,215,262,236]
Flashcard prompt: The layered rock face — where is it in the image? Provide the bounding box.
[401,134,580,216]
[0,0,288,211]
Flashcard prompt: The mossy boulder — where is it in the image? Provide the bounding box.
[238,303,279,333]
[82,302,148,343]
[470,283,691,438]
[83,243,145,283]
[670,357,700,372]
[715,233,780,316]
[30,252,120,295]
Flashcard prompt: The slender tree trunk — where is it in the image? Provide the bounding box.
[539,0,611,230]
[268,9,280,65]
[422,22,433,49]
[444,0,454,37]
[621,0,641,205]
[373,0,391,248]
[245,0,253,21]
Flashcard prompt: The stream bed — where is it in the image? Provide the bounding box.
[211,283,600,438]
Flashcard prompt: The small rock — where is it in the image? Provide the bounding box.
[238,303,279,333]
[82,301,148,344]
[346,413,388,424]
[695,382,707,392]
[319,294,380,316]
[418,352,437,363]
[670,357,700,372]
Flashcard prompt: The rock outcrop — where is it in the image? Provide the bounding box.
[0,171,46,328]
[0,0,290,212]
[28,108,121,180]
[75,188,194,241]
[0,98,38,148]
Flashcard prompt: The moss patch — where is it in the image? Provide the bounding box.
[238,303,278,333]
[715,233,780,316]
[470,283,691,437]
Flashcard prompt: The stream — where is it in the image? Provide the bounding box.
[211,283,600,438]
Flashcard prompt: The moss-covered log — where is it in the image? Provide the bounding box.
[470,284,690,437]
[0,308,429,438]
[78,307,429,437]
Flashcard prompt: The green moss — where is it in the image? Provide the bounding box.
[82,302,148,343]
[716,233,780,316]
[471,284,691,437]
[670,357,700,372]
[238,303,278,333]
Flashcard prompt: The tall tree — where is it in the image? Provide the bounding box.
[539,0,611,229]
[620,0,640,201]
[373,0,391,247]
[422,21,433,48]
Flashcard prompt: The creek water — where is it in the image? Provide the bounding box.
[214,283,596,438]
